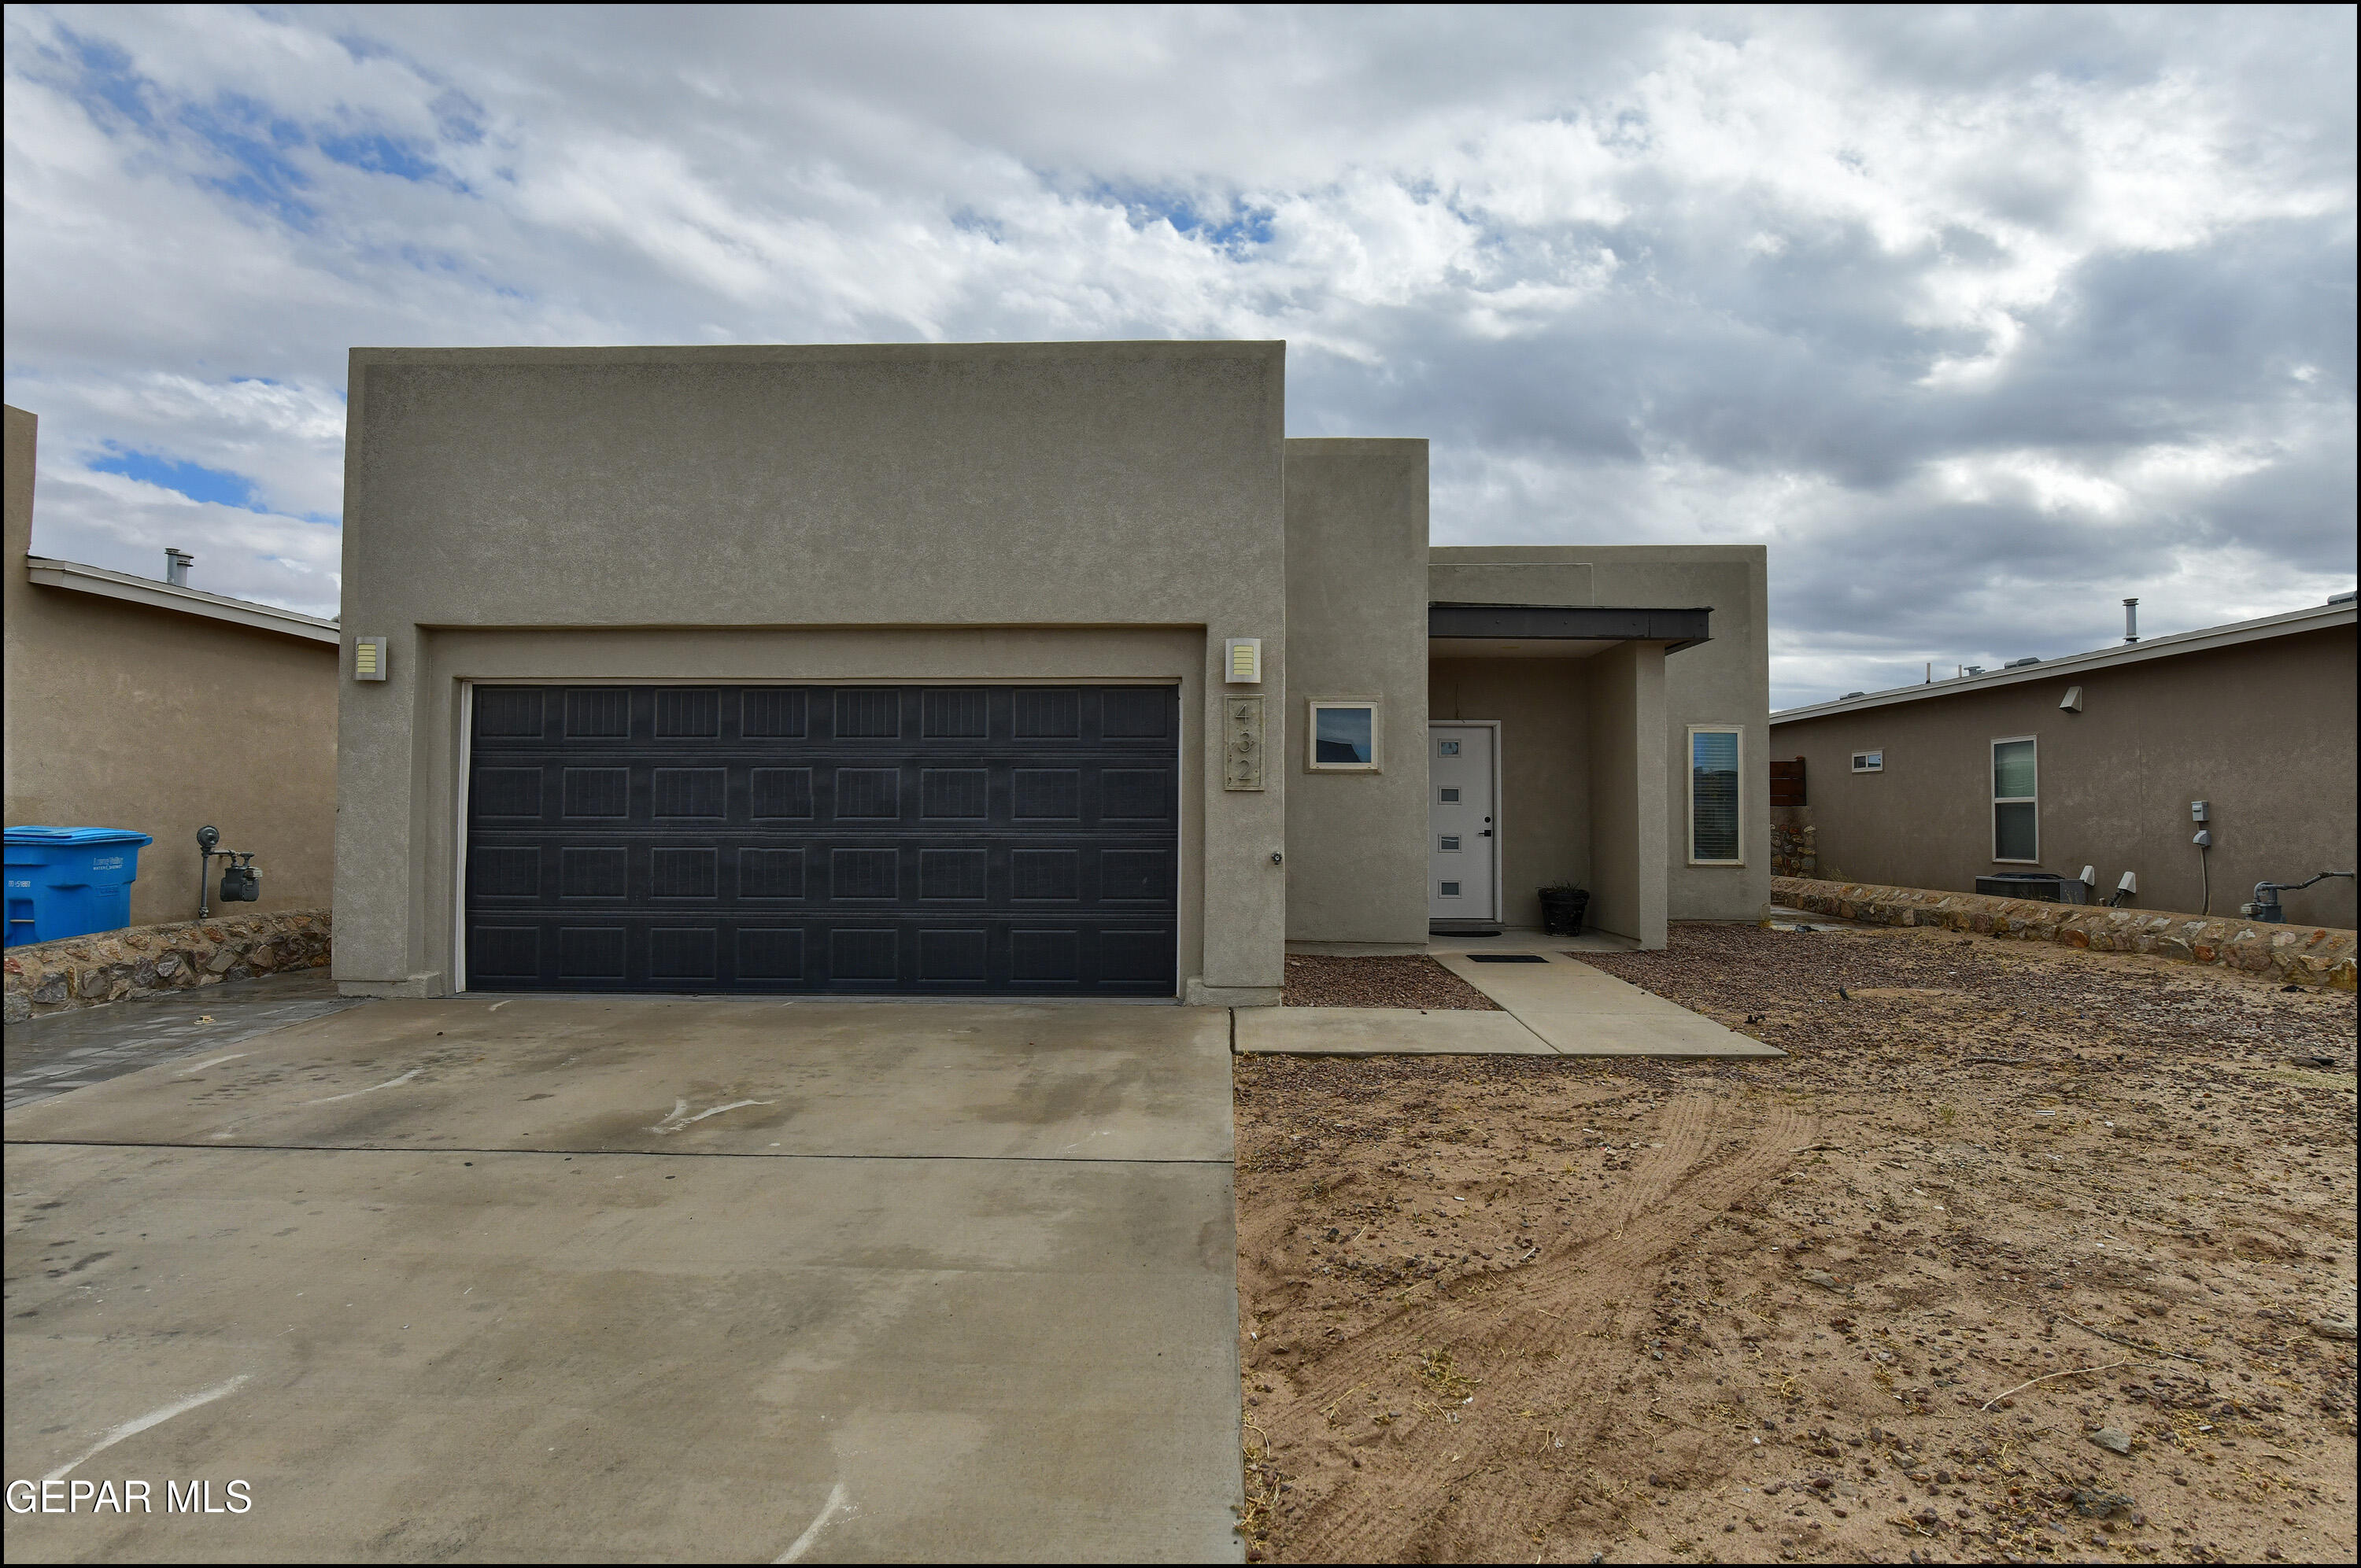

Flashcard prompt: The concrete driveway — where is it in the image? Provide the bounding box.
[3,998,1243,1562]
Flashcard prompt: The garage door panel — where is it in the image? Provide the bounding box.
[832,768,901,820]
[471,766,543,819]
[1101,928,1180,983]
[921,848,988,902]
[922,688,988,738]
[557,925,629,983]
[921,768,988,819]
[653,688,724,739]
[652,768,726,818]
[749,768,815,819]
[475,686,545,737]
[738,927,804,980]
[467,685,1177,994]
[742,688,808,738]
[1010,928,1081,985]
[470,845,541,900]
[468,924,538,981]
[918,927,989,983]
[1012,688,1081,737]
[560,847,629,901]
[564,688,630,739]
[834,688,902,739]
[739,847,807,900]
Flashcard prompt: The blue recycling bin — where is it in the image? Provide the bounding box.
[5,827,155,946]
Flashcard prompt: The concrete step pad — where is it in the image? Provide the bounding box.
[1236,1006,1552,1056]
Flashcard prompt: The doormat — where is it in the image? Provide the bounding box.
[1465,954,1548,964]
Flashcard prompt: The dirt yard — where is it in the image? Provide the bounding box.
[1233,923,2359,1563]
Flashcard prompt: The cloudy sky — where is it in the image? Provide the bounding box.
[5,5,2353,707]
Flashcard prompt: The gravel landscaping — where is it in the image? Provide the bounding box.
[1280,954,1501,1010]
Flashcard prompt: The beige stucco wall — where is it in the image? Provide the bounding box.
[1428,658,1592,929]
[1429,546,1770,927]
[1769,623,2359,928]
[1283,438,1429,943]
[4,405,338,929]
[336,343,1289,998]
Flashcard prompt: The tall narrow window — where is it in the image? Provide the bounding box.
[1992,737,2038,862]
[1688,726,1742,864]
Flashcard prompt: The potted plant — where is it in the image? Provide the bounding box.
[1538,880,1589,936]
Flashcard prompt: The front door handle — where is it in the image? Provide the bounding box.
[1480,829,1493,837]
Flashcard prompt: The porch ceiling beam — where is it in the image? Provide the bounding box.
[1428,602,1712,649]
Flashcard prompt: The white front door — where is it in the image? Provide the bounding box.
[1428,724,1497,921]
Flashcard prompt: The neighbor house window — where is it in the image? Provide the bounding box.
[1851,750,1884,773]
[1688,725,1742,864]
[1992,736,2038,862]
[1307,699,1380,771]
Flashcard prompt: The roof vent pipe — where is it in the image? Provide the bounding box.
[2123,597,2139,644]
[164,548,193,587]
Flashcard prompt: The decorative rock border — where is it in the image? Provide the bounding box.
[1772,877,2355,991]
[3,909,332,1023]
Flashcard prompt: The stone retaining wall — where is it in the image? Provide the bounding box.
[1770,819,1817,880]
[1772,877,2355,990]
[4,908,332,1023]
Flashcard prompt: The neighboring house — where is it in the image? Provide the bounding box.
[334,342,1768,1002]
[3,404,340,928]
[1768,600,2358,928]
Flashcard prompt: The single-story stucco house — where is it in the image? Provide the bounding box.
[1768,598,2357,928]
[6,404,341,930]
[332,341,1768,1003]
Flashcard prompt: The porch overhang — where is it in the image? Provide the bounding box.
[1428,602,1711,655]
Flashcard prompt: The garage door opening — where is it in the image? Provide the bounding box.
[461,684,1179,995]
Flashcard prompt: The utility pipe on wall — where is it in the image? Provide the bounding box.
[2246,871,2355,924]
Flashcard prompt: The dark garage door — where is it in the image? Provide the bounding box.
[464,685,1179,994]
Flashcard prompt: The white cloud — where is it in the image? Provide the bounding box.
[2,3,2352,686]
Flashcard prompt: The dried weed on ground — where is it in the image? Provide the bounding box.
[1234,923,2357,1564]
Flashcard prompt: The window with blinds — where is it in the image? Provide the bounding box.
[1689,726,1742,864]
[1992,736,2038,862]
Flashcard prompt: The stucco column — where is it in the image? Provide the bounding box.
[332,624,439,994]
[1584,640,1669,950]
[1191,632,1287,1003]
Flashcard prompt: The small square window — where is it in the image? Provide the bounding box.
[1439,835,1461,852]
[1439,787,1460,802]
[1439,880,1462,897]
[1307,699,1381,771]
[1438,739,1460,756]
[1851,751,1884,773]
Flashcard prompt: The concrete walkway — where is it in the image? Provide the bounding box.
[1245,929,1783,1059]
[4,997,1243,1561]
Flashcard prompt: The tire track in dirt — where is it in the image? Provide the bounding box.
[1280,1089,1812,1560]
[1243,928,2359,1566]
